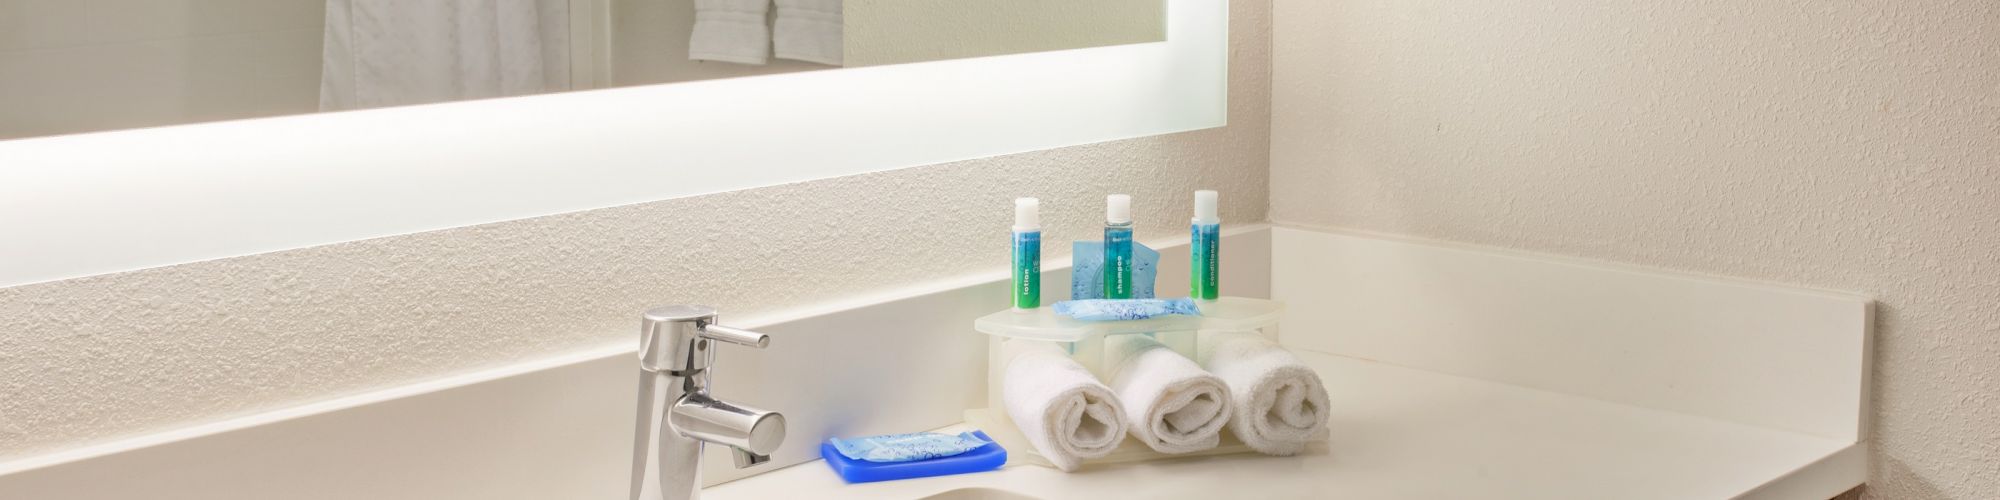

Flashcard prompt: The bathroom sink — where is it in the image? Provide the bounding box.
[918,487,1043,500]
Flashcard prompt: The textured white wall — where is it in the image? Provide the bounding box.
[1269,1,1997,499]
[0,0,1270,463]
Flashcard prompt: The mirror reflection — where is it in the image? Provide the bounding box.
[0,0,1165,140]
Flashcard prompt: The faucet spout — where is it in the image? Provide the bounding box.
[670,394,787,462]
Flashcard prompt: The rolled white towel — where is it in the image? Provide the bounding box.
[1104,334,1231,454]
[1197,331,1330,456]
[1002,339,1127,471]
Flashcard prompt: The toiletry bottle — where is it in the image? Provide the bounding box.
[1191,190,1220,301]
[1104,194,1134,299]
[1013,198,1042,309]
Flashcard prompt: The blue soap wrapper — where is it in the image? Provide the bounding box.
[829,432,994,463]
[1052,298,1203,321]
[821,431,1006,483]
[1072,241,1159,300]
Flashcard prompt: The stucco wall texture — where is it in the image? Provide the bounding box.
[0,1,1272,462]
[1270,1,1997,499]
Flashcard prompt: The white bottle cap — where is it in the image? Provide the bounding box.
[1193,190,1220,224]
[1106,194,1133,224]
[1014,197,1041,231]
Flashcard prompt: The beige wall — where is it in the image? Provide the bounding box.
[1270,1,1997,499]
[0,0,325,140]
[845,0,1165,67]
[0,0,1270,463]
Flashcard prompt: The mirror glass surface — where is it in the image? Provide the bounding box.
[0,0,1165,140]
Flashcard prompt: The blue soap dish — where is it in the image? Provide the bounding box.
[820,431,1007,484]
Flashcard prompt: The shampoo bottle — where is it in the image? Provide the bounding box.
[1103,194,1134,299]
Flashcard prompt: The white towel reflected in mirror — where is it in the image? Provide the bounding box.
[775,0,842,65]
[690,0,774,65]
[692,0,842,67]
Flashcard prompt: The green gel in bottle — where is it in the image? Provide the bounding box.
[1012,198,1041,309]
[1191,190,1220,300]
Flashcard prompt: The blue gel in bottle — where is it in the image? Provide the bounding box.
[1103,194,1134,299]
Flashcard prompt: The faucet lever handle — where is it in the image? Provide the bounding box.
[699,324,770,349]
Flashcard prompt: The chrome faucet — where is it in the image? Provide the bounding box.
[631,305,786,500]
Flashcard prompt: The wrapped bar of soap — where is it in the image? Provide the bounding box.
[1052,298,1203,321]
[829,432,994,463]
[820,430,1007,483]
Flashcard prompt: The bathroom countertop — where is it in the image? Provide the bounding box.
[706,351,1858,500]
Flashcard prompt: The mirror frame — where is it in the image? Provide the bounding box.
[0,0,1224,288]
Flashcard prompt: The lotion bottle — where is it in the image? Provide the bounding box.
[1012,198,1042,309]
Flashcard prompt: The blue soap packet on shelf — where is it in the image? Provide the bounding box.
[821,430,1006,484]
[1053,298,1203,321]
[830,432,992,463]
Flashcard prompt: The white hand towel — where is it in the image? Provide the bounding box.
[1104,334,1232,454]
[690,0,771,65]
[774,0,842,65]
[1002,339,1126,471]
[1197,331,1330,456]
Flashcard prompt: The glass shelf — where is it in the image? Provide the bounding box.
[972,296,1284,342]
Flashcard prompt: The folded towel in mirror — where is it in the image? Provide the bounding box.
[1105,334,1231,454]
[691,0,772,64]
[1196,331,1330,456]
[1002,338,1126,471]
[774,0,842,65]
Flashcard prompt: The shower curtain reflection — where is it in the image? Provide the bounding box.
[320,0,572,111]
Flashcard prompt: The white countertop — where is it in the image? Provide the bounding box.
[707,351,1856,500]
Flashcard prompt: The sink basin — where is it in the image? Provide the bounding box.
[918,487,1043,500]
